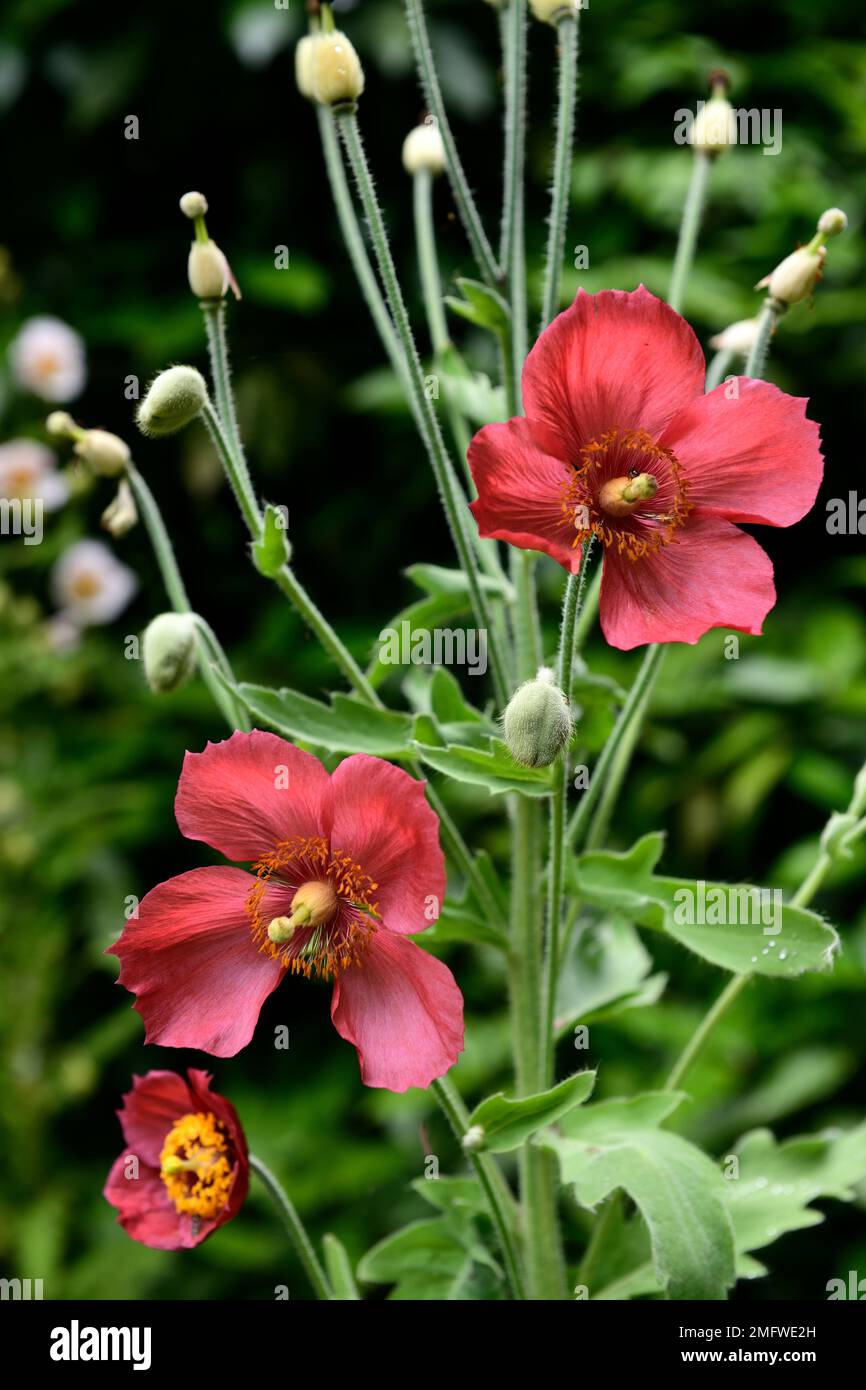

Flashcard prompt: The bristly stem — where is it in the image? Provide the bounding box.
[249,1154,334,1301]
[404,0,500,286]
[503,0,529,406]
[202,301,245,461]
[542,539,595,1081]
[705,347,734,392]
[124,461,246,731]
[746,298,784,379]
[336,106,509,707]
[540,10,580,332]
[431,1076,527,1300]
[667,151,712,315]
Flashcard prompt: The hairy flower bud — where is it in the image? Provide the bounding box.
[309,31,365,107]
[187,240,229,300]
[101,479,138,537]
[142,612,198,693]
[136,366,208,437]
[503,667,572,768]
[402,121,447,176]
[74,428,131,478]
[708,318,761,357]
[179,191,208,220]
[529,0,580,22]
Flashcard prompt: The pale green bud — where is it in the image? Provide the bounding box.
[74,428,131,477]
[187,240,229,300]
[136,366,208,437]
[503,667,572,768]
[142,612,198,693]
[818,207,847,238]
[529,0,580,23]
[756,246,826,306]
[402,121,446,176]
[462,1125,486,1153]
[309,31,365,107]
[45,410,81,441]
[179,191,208,220]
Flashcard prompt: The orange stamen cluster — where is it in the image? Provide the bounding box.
[561,428,691,561]
[159,1111,233,1220]
[246,834,380,979]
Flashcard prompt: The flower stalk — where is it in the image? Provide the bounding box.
[540,9,580,332]
[249,1154,335,1301]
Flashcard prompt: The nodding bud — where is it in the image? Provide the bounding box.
[402,121,446,176]
[503,667,572,769]
[45,410,81,441]
[179,191,208,220]
[308,31,365,107]
[142,612,198,693]
[462,1125,486,1153]
[74,428,131,478]
[187,240,229,300]
[708,317,761,357]
[101,479,138,537]
[136,366,208,437]
[529,0,580,22]
[817,207,848,239]
[295,34,317,101]
[756,208,847,306]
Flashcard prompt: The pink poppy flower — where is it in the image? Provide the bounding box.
[108,732,462,1092]
[468,287,823,649]
[103,1069,249,1250]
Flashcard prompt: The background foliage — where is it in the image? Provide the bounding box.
[0,0,864,1300]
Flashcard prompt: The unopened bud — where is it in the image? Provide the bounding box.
[691,95,734,154]
[188,240,229,300]
[503,667,572,769]
[462,1125,486,1153]
[756,245,826,306]
[402,121,446,176]
[179,191,208,220]
[142,612,198,693]
[295,34,317,101]
[529,0,580,22]
[45,410,81,441]
[101,479,138,537]
[708,318,761,357]
[136,366,208,437]
[75,428,131,477]
[817,207,847,239]
[309,31,365,107]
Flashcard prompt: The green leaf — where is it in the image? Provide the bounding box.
[251,502,290,579]
[468,1071,596,1153]
[437,349,507,425]
[544,1093,737,1300]
[444,277,510,333]
[555,914,666,1033]
[227,680,417,756]
[404,563,512,601]
[414,738,553,797]
[357,1213,503,1301]
[429,667,486,725]
[423,897,508,950]
[569,833,839,978]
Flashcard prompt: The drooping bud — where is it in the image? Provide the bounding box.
[529,0,580,23]
[179,191,208,220]
[755,207,847,306]
[188,240,229,301]
[690,71,734,155]
[308,31,365,107]
[503,667,572,769]
[142,612,198,693]
[74,428,131,477]
[598,472,659,516]
[708,318,761,357]
[101,479,139,537]
[402,120,446,176]
[136,366,208,437]
[45,410,81,441]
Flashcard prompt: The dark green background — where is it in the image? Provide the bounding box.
[0,0,864,1300]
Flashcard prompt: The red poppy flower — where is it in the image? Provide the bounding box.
[469,287,823,649]
[108,732,462,1092]
[103,1069,248,1249]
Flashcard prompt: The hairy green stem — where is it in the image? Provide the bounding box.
[745,298,785,379]
[540,11,580,332]
[249,1154,334,1301]
[667,151,712,314]
[202,301,245,461]
[503,0,529,405]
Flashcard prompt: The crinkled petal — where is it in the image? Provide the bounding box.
[175,730,332,862]
[599,513,776,649]
[115,1070,196,1165]
[108,867,284,1057]
[329,755,447,934]
[661,378,824,526]
[522,287,706,458]
[103,1153,217,1250]
[330,932,464,1092]
[469,418,582,572]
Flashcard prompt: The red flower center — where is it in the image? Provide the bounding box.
[245,834,380,979]
[160,1111,233,1219]
[560,428,691,560]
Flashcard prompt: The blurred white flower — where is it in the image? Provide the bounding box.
[51,539,138,627]
[44,613,82,653]
[0,439,69,511]
[708,318,761,358]
[8,316,86,402]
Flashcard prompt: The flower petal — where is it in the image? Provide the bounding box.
[469,417,582,572]
[175,730,332,862]
[103,1153,216,1250]
[108,867,284,1057]
[661,379,824,526]
[329,755,446,934]
[599,513,776,649]
[522,286,706,458]
[331,932,464,1091]
[115,1070,196,1165]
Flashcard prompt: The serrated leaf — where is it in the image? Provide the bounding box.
[224,679,417,756]
[544,1093,737,1300]
[468,1071,596,1153]
[414,739,553,797]
[569,833,839,978]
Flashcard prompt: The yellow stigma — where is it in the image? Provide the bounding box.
[159,1111,233,1220]
[598,472,659,516]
